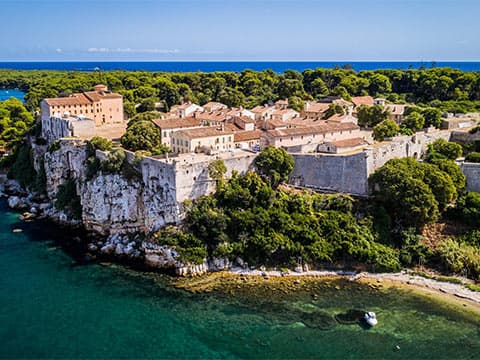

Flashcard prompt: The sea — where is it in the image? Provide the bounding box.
[0,199,479,359]
[0,89,24,102]
[0,61,479,72]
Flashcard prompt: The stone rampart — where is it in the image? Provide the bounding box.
[461,162,480,193]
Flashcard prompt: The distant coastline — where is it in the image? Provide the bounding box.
[1,61,480,72]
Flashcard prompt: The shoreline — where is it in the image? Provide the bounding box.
[225,267,480,312]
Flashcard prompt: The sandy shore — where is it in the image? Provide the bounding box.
[228,267,480,310]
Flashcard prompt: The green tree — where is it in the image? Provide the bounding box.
[402,111,425,132]
[208,159,227,182]
[254,146,294,188]
[121,120,167,154]
[357,104,389,127]
[421,107,442,128]
[324,103,344,119]
[427,138,463,161]
[373,119,400,141]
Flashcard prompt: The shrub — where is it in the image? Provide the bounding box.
[373,119,400,141]
[101,148,126,174]
[55,179,82,219]
[469,126,480,134]
[465,152,480,163]
[8,144,37,189]
[47,140,61,153]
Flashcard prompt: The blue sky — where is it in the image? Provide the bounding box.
[1,0,479,61]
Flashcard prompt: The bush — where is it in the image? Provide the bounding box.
[47,140,61,153]
[8,144,37,189]
[427,138,463,161]
[101,148,126,174]
[373,119,400,141]
[437,238,480,278]
[449,191,480,227]
[469,126,480,134]
[55,179,82,219]
[86,136,113,157]
[465,152,480,163]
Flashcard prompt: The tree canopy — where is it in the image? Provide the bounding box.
[120,120,168,154]
[254,146,294,188]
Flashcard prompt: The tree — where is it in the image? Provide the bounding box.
[465,152,480,163]
[427,138,463,161]
[120,120,167,154]
[208,159,227,182]
[421,107,442,128]
[254,146,294,188]
[324,103,344,119]
[288,96,305,112]
[373,119,400,141]
[137,98,156,113]
[357,104,389,128]
[369,158,444,228]
[402,111,425,132]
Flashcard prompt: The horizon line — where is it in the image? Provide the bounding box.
[1,59,480,63]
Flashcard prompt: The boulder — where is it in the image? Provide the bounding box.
[8,196,26,210]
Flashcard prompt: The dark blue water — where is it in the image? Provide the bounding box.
[0,89,25,102]
[1,198,480,359]
[0,61,479,72]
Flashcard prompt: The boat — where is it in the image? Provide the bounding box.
[364,311,378,327]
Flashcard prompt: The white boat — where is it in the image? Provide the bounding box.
[364,311,378,327]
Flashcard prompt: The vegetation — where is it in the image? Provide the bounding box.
[372,119,400,141]
[54,179,82,219]
[465,152,480,163]
[2,67,480,119]
[357,104,389,128]
[0,98,34,151]
[120,120,169,154]
[426,138,463,161]
[370,157,458,229]
[254,146,294,188]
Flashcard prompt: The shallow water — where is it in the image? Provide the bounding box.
[0,199,479,359]
[0,89,24,102]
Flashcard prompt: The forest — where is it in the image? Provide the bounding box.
[1,67,480,118]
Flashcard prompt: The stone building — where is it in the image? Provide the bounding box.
[152,117,202,148]
[260,122,361,150]
[170,126,235,154]
[40,84,123,126]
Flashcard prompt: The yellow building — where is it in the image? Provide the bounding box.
[171,126,235,154]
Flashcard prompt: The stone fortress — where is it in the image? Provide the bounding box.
[37,87,480,237]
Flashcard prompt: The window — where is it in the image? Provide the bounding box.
[163,131,167,137]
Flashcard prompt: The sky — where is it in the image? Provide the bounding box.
[1,0,479,61]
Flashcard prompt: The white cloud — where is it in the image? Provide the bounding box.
[87,47,180,54]
[56,48,63,53]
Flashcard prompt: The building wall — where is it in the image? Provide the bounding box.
[461,162,480,193]
[290,152,369,195]
[262,128,361,149]
[171,133,234,153]
[97,97,123,125]
[288,130,453,195]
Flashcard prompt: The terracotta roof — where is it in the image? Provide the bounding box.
[304,102,330,113]
[250,105,273,114]
[194,110,229,122]
[174,126,235,139]
[43,93,92,106]
[271,109,299,116]
[152,117,202,130]
[233,115,255,124]
[327,137,367,148]
[234,130,263,142]
[43,89,122,106]
[266,122,359,138]
[351,96,374,107]
[202,102,227,111]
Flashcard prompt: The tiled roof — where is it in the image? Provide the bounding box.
[305,102,330,113]
[327,137,367,148]
[44,93,93,106]
[152,117,202,130]
[266,122,359,138]
[174,126,235,139]
[351,96,374,107]
[234,130,263,142]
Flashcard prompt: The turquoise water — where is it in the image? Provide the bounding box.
[0,89,25,102]
[1,198,479,359]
